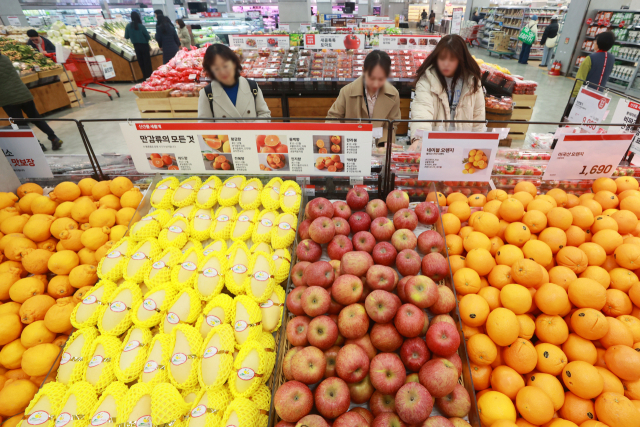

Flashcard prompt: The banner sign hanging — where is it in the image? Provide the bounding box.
[304,33,365,49]
[229,35,290,49]
[379,34,442,50]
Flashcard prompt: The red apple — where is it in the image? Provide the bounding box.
[338,303,369,339]
[366,265,396,292]
[421,253,450,282]
[297,239,322,262]
[372,412,405,427]
[327,235,353,261]
[286,315,311,346]
[333,217,351,236]
[392,229,417,252]
[314,377,350,419]
[396,249,421,276]
[406,276,439,309]
[309,216,336,244]
[435,384,471,418]
[366,199,388,219]
[418,358,458,398]
[430,314,456,327]
[292,345,327,384]
[370,392,396,417]
[350,407,374,425]
[347,187,370,210]
[353,231,376,253]
[308,315,339,350]
[345,334,378,360]
[349,212,372,234]
[287,286,308,316]
[283,346,304,380]
[371,217,396,241]
[304,261,335,288]
[324,345,340,378]
[430,285,456,315]
[334,412,367,427]
[333,200,352,219]
[331,274,363,306]
[423,416,455,427]
[400,337,430,372]
[328,297,344,315]
[415,201,439,224]
[393,208,418,231]
[369,353,406,394]
[443,353,463,377]
[276,422,295,427]
[291,261,310,287]
[341,251,373,277]
[372,241,397,267]
[302,286,331,317]
[386,190,409,213]
[308,197,334,220]
[417,230,445,254]
[365,290,400,323]
[426,322,460,357]
[275,380,313,422]
[396,276,413,303]
[394,303,425,338]
[329,260,341,279]
[360,284,373,304]
[336,343,369,383]
[294,415,329,427]
[370,322,404,352]
[395,382,432,425]
[299,219,312,240]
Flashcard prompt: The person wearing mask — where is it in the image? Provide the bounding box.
[198,44,270,120]
[573,31,615,97]
[124,11,153,80]
[326,50,401,145]
[26,29,56,54]
[539,15,559,68]
[518,15,538,65]
[409,35,485,149]
[154,10,180,64]
[429,10,436,32]
[176,19,191,49]
[0,53,63,151]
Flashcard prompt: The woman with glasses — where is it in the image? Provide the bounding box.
[197,44,271,120]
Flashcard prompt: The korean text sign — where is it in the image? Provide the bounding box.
[304,34,365,50]
[567,86,611,133]
[0,130,53,179]
[119,122,373,176]
[379,35,441,50]
[418,132,500,181]
[229,35,290,50]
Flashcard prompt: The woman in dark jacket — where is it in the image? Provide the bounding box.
[154,10,180,64]
[540,16,559,67]
[124,11,153,80]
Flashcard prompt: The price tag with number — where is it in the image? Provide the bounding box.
[567,87,611,133]
[543,133,633,181]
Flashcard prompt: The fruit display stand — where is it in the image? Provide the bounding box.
[85,36,164,82]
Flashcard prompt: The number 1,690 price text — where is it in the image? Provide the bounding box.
[579,165,613,175]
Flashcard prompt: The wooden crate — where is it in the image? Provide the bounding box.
[512,94,537,107]
[137,98,173,117]
[288,97,336,118]
[63,81,78,93]
[511,106,533,121]
[266,98,283,118]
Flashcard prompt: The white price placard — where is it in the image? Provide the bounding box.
[28,16,42,27]
[379,34,441,50]
[304,33,365,50]
[95,16,105,26]
[299,24,313,32]
[451,7,463,34]
[0,130,53,179]
[610,98,640,133]
[120,122,373,176]
[229,35,290,49]
[360,21,395,28]
[418,132,500,181]
[543,133,633,180]
[65,15,79,26]
[279,24,290,31]
[6,16,21,26]
[78,16,91,27]
[100,61,115,79]
[567,86,611,133]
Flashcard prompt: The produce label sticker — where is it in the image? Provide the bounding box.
[379,34,441,50]
[0,130,53,179]
[543,133,633,180]
[304,34,365,50]
[229,35,290,50]
[119,122,373,176]
[567,86,611,133]
[417,132,500,182]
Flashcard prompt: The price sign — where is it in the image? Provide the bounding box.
[279,23,290,31]
[79,16,91,27]
[229,35,290,49]
[304,33,365,49]
[567,86,611,133]
[0,130,53,179]
[610,98,640,133]
[28,16,42,27]
[6,16,21,26]
[543,133,633,180]
[378,34,441,50]
[65,15,79,26]
[95,16,105,26]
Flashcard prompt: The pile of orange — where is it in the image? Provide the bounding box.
[463,149,489,174]
[430,177,640,427]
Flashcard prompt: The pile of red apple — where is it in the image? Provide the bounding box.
[274,188,473,427]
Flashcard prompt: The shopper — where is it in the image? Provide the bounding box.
[198,44,271,120]
[429,11,436,32]
[176,19,191,49]
[26,29,56,54]
[573,31,615,96]
[471,11,481,23]
[154,10,180,64]
[421,9,428,21]
[518,15,538,65]
[0,53,63,151]
[409,35,485,148]
[124,11,153,81]
[326,50,401,145]
[539,15,559,68]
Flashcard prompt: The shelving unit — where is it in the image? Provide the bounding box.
[514,7,564,59]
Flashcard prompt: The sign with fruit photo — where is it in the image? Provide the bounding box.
[120,122,372,176]
[379,35,442,50]
[229,34,290,49]
[304,34,366,50]
[418,132,500,181]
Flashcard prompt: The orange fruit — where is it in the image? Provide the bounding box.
[448,200,471,222]
[496,245,525,267]
[562,333,597,364]
[557,246,590,274]
[546,188,568,207]
[446,234,464,256]
[617,315,640,342]
[548,207,574,231]
[469,193,487,207]
[527,198,554,215]
[581,193,597,201]
[549,266,578,290]
[459,294,490,327]
[535,283,570,315]
[562,361,604,399]
[516,386,555,425]
[568,278,607,310]
[484,200,503,219]
[503,339,537,374]
[447,192,469,205]
[616,177,640,193]
[614,244,640,270]
[459,226,474,240]
[512,259,544,288]
[539,227,568,254]
[619,190,640,202]
[442,213,461,235]
[504,222,531,247]
[579,243,607,267]
[567,226,588,247]
[479,286,502,311]
[623,235,640,245]
[570,205,596,230]
[536,314,569,345]
[594,191,619,210]
[488,189,509,202]
[579,266,610,289]
[611,210,639,235]
[490,236,505,257]
[487,264,514,290]
[596,347,607,368]
[497,219,510,240]
[526,372,565,411]
[600,317,634,348]
[610,268,638,293]
[491,365,525,400]
[468,333,498,366]
[603,208,620,216]
[559,391,597,425]
[602,254,620,271]
[522,210,548,234]
[592,215,620,234]
[604,345,640,381]
[466,248,496,277]
[571,308,609,340]
[514,181,537,198]
[620,196,640,219]
[596,366,625,395]
[538,194,559,207]
[500,284,532,315]
[477,390,517,426]
[462,323,483,339]
[593,177,618,194]
[486,307,520,347]
[449,254,467,275]
[512,192,534,209]
[595,392,638,427]
[517,314,535,340]
[427,191,446,206]
[453,268,482,295]
[470,363,492,391]
[592,230,624,255]
[566,194,580,209]
[522,240,553,266]
[473,211,501,238]
[464,231,492,252]
[623,377,640,399]
[500,198,525,223]
[602,289,632,317]
[581,199,604,217]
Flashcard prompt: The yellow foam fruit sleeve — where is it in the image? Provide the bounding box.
[249,242,271,255]
[139,333,174,386]
[244,251,275,304]
[144,247,183,290]
[189,208,214,242]
[162,287,202,335]
[195,294,235,340]
[71,279,118,329]
[256,332,276,383]
[228,340,267,399]
[119,383,153,427]
[83,335,122,394]
[168,324,203,390]
[272,248,291,285]
[230,209,260,243]
[196,176,222,209]
[172,205,197,221]
[172,177,202,208]
[186,386,232,427]
[195,251,227,302]
[123,238,162,284]
[218,176,246,207]
[132,283,179,329]
[260,178,283,211]
[197,324,235,390]
[202,240,227,257]
[97,281,143,336]
[260,285,285,333]
[239,178,263,211]
[249,385,271,427]
[180,387,201,405]
[57,327,100,385]
[87,381,128,427]
[151,383,190,427]
[271,212,297,249]
[159,217,190,250]
[220,398,259,427]
[151,177,179,210]
[209,206,238,241]
[19,382,67,427]
[233,295,262,349]
[130,210,172,241]
[114,326,153,383]
[56,381,98,427]
[279,180,302,216]
[97,237,135,282]
[251,210,277,245]
[170,248,204,290]
[225,241,251,296]
[181,239,204,257]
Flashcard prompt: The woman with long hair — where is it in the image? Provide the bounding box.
[154,9,180,64]
[410,34,485,148]
[176,19,191,49]
[124,11,152,80]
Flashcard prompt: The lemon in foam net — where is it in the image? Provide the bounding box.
[225,241,251,296]
[139,333,173,386]
[195,175,222,209]
[261,178,283,211]
[195,293,235,340]
[240,178,263,210]
[71,279,117,329]
[114,326,153,383]
[133,283,179,329]
[168,324,203,390]
[57,327,100,385]
[172,176,201,208]
[198,323,235,390]
[171,247,204,290]
[194,251,228,302]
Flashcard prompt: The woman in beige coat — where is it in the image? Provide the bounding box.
[176,19,192,49]
[410,35,485,150]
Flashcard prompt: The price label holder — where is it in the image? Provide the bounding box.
[350,177,364,185]
[305,185,315,197]
[543,133,633,180]
[567,86,611,133]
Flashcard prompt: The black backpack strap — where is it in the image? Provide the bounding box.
[204,83,214,115]
[246,78,259,108]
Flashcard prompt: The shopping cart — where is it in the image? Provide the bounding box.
[460,24,482,47]
[64,53,120,101]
